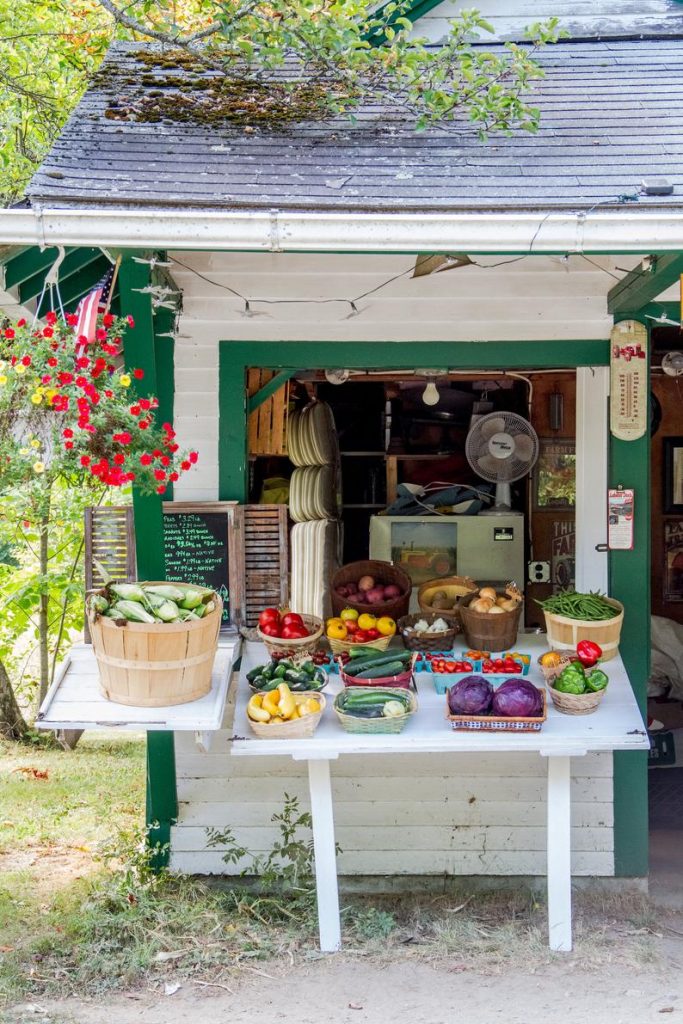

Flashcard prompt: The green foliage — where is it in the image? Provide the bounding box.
[350,905,397,939]
[0,0,561,201]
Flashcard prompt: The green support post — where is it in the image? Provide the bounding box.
[610,316,651,878]
[219,344,249,501]
[119,251,177,868]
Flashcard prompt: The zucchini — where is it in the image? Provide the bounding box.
[355,660,406,680]
[342,689,410,709]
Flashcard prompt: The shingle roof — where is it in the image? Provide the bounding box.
[25,38,683,212]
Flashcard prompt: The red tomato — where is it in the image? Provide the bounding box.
[463,661,473,672]
[366,628,380,640]
[260,621,281,637]
[445,661,457,672]
[281,612,304,628]
[345,620,359,635]
[281,624,309,640]
[355,630,369,643]
[259,608,280,628]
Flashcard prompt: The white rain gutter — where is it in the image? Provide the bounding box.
[1,205,683,254]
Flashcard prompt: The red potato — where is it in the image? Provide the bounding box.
[384,584,401,599]
[336,585,349,597]
[366,587,386,604]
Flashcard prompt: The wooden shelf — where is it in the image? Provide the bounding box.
[343,503,385,509]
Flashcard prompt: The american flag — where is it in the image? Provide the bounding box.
[74,264,116,354]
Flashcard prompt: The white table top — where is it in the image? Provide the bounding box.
[231,638,649,759]
[35,635,241,732]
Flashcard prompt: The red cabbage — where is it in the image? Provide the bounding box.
[491,678,543,718]
[448,675,493,715]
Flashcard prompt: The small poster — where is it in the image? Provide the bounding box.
[664,520,683,602]
[551,521,575,592]
[607,488,635,551]
[610,320,648,441]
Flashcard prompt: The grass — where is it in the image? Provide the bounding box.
[0,734,666,1008]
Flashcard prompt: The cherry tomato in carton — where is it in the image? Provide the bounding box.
[445,661,456,673]
[463,661,473,672]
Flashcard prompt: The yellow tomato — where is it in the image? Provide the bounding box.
[326,619,348,641]
[540,651,562,668]
[357,613,377,632]
[340,607,359,622]
[376,616,397,637]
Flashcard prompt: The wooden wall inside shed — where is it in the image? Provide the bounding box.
[169,252,615,503]
[170,695,614,878]
[651,375,683,623]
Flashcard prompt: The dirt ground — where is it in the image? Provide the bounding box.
[4,957,683,1024]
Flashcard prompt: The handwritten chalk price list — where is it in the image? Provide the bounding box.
[609,320,648,442]
[162,511,230,625]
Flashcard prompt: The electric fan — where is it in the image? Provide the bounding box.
[465,411,540,516]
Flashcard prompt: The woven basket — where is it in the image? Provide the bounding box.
[256,615,323,658]
[247,692,326,738]
[397,613,459,652]
[249,666,329,693]
[330,560,411,620]
[459,592,522,652]
[547,683,605,716]
[542,598,623,662]
[334,687,418,734]
[537,651,581,685]
[417,576,478,625]
[338,653,417,689]
[327,633,392,656]
[89,583,222,708]
[445,688,547,733]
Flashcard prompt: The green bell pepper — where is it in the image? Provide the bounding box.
[585,668,608,692]
[554,664,587,694]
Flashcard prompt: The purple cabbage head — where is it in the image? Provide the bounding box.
[448,675,493,716]
[491,678,543,718]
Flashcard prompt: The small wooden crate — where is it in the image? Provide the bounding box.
[241,504,289,627]
[89,584,222,707]
[247,369,289,456]
[445,689,547,733]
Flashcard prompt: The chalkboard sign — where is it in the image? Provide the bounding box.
[162,502,241,630]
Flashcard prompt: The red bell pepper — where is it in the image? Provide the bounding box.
[576,639,602,668]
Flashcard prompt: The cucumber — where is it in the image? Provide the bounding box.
[284,668,312,688]
[274,663,287,678]
[348,645,390,659]
[261,664,274,682]
[246,666,263,683]
[355,660,406,680]
[302,661,317,676]
[342,689,410,708]
[344,652,411,676]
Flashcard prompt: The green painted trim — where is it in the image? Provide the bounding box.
[154,304,175,501]
[120,251,175,871]
[608,253,683,315]
[2,245,62,290]
[219,345,248,502]
[17,247,100,303]
[610,316,650,878]
[56,258,113,311]
[247,368,297,414]
[365,0,444,43]
[637,302,680,324]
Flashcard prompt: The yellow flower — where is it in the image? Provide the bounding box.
[31,393,43,405]
[14,364,26,375]
[45,389,57,403]
[33,462,45,475]
[0,375,6,386]
[30,439,41,449]
[119,374,131,388]
[19,447,29,455]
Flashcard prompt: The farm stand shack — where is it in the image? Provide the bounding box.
[5,0,683,949]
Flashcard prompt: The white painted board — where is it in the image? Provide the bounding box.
[231,638,648,758]
[34,637,241,732]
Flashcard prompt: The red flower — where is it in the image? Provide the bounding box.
[133,368,144,380]
[42,327,54,338]
[113,453,125,466]
[75,376,87,388]
[102,313,114,328]
[127,315,135,328]
[162,422,173,433]
[154,469,166,482]
[181,460,191,471]
[66,313,78,327]
[41,375,52,385]
[139,421,149,431]
[189,451,198,464]
[152,449,162,458]
[47,357,58,367]
[96,328,107,342]
[4,328,15,339]
[80,455,91,467]
[45,311,57,325]
[167,443,179,453]
[52,396,69,412]
[139,453,153,466]
[126,472,136,482]
[160,455,170,467]
[17,318,26,328]
[139,399,150,411]
[77,334,89,347]
[129,404,141,416]
[156,485,166,494]
[169,472,179,482]
[58,372,73,385]
[104,389,113,398]
[64,441,74,450]
[62,428,74,439]
[113,432,132,445]
[76,357,90,369]
[21,355,31,367]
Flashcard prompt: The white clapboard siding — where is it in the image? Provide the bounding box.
[170,251,623,501]
[410,0,682,42]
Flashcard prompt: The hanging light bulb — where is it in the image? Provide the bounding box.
[422,379,440,406]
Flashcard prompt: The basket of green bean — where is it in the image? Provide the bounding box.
[536,591,623,662]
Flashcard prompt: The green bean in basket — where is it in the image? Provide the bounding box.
[536,590,619,621]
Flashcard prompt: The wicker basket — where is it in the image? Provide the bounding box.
[445,688,547,733]
[417,576,478,625]
[542,598,623,662]
[330,560,411,620]
[397,613,459,652]
[256,615,323,658]
[249,666,329,693]
[89,583,222,708]
[338,653,417,689]
[459,592,523,652]
[537,651,581,685]
[334,687,418,734]
[327,633,393,656]
[546,683,606,716]
[247,692,326,738]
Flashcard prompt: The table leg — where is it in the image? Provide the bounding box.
[546,755,572,952]
[307,758,342,953]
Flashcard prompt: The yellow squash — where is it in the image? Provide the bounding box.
[247,693,271,723]
[277,683,297,720]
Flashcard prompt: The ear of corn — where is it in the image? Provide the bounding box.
[112,600,156,624]
[143,584,186,602]
[110,583,147,603]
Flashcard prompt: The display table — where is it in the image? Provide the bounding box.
[231,637,648,953]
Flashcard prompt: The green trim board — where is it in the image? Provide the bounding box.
[218,336,648,878]
[608,254,683,315]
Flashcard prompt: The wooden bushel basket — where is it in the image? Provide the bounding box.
[459,591,522,653]
[89,585,222,707]
[542,598,624,662]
